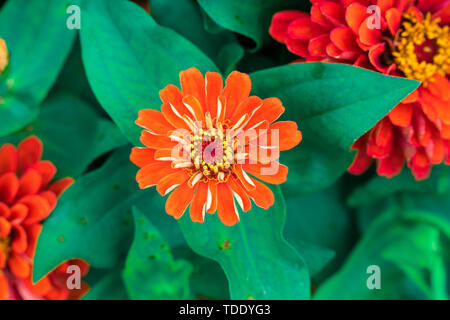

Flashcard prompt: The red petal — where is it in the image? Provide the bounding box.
[319,1,346,26]
[19,195,52,226]
[11,225,27,254]
[385,7,402,35]
[330,27,361,52]
[216,183,240,226]
[205,72,223,117]
[285,37,310,57]
[388,103,413,127]
[288,18,329,40]
[180,67,206,110]
[269,10,310,42]
[16,168,42,199]
[346,2,369,34]
[358,16,383,46]
[0,172,19,204]
[0,143,17,175]
[308,34,330,57]
[30,161,56,188]
[17,136,43,173]
[189,182,208,223]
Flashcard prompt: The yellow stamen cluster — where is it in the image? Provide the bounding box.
[189,122,235,182]
[0,38,9,74]
[392,12,449,85]
[0,236,11,262]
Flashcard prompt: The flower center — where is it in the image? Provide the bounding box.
[392,12,449,85]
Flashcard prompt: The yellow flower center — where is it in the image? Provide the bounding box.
[392,12,450,86]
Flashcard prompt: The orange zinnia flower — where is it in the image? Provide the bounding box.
[0,136,84,300]
[130,68,302,226]
[270,0,450,180]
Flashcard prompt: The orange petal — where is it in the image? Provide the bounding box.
[11,225,27,254]
[0,143,17,175]
[140,130,176,150]
[16,168,42,199]
[39,191,57,210]
[130,147,156,167]
[47,177,74,198]
[385,7,402,35]
[229,96,263,125]
[216,183,240,226]
[288,17,329,40]
[0,203,10,219]
[222,71,251,120]
[227,177,251,212]
[345,2,368,33]
[205,72,223,117]
[0,172,19,204]
[31,161,56,188]
[233,165,257,191]
[245,178,275,210]
[165,181,194,219]
[156,171,189,196]
[0,216,11,238]
[25,275,52,296]
[136,162,177,189]
[135,109,174,134]
[160,102,190,130]
[206,181,218,214]
[402,88,419,103]
[8,253,31,278]
[189,182,208,223]
[159,84,190,119]
[25,224,42,257]
[246,98,285,129]
[242,162,288,185]
[388,103,413,127]
[427,74,450,101]
[180,67,206,111]
[330,27,360,52]
[0,271,8,299]
[269,121,302,151]
[182,95,205,123]
[358,16,382,46]
[17,136,43,173]
[10,203,28,224]
[19,195,52,226]
[420,89,450,125]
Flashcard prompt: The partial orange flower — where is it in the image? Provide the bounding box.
[0,38,8,74]
[270,0,450,180]
[0,136,84,300]
[130,68,302,226]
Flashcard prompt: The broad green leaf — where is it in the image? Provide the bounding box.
[123,208,192,300]
[33,147,138,281]
[283,180,354,282]
[83,267,129,300]
[0,93,128,178]
[0,0,76,135]
[151,0,244,74]
[80,0,218,145]
[198,0,310,50]
[314,209,448,300]
[250,63,420,194]
[179,186,310,300]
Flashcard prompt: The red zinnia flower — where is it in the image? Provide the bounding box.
[270,0,450,179]
[0,136,83,300]
[130,67,302,226]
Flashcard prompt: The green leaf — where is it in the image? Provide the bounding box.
[0,93,128,178]
[80,0,218,145]
[33,147,138,281]
[283,180,354,281]
[0,0,76,135]
[198,0,310,50]
[250,62,420,194]
[179,185,310,300]
[314,209,448,300]
[83,267,129,300]
[151,0,244,74]
[123,208,192,300]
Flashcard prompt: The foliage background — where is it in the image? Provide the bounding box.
[0,0,448,300]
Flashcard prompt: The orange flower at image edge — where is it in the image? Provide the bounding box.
[0,136,89,300]
[130,68,302,226]
[270,0,450,179]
